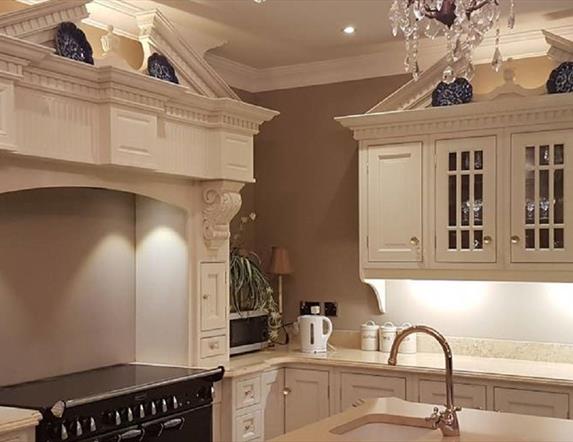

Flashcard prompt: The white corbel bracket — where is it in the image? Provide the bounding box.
[364,278,387,313]
[202,180,244,251]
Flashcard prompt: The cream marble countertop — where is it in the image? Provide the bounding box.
[271,397,573,442]
[0,406,41,436]
[227,347,573,386]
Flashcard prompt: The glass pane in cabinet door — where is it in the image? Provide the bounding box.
[474,151,483,170]
[525,170,535,225]
[539,170,549,224]
[448,175,456,227]
[474,230,483,250]
[540,145,550,166]
[555,169,564,224]
[555,144,564,165]
[555,229,564,249]
[540,229,550,249]
[461,151,470,170]
[474,174,483,226]
[449,152,457,171]
[461,175,470,226]
[461,231,470,250]
[448,231,457,250]
[526,146,535,168]
[525,229,535,249]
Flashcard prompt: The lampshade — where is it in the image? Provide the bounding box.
[269,246,292,275]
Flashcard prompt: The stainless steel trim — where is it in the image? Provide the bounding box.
[230,342,267,356]
[229,310,267,320]
[62,366,224,409]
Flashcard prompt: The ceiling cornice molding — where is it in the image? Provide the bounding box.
[207,24,573,93]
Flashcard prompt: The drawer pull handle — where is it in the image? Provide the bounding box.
[209,341,219,350]
[283,387,291,396]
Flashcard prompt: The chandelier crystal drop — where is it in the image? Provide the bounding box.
[389,0,516,82]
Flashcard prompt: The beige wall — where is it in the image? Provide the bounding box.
[0,188,136,386]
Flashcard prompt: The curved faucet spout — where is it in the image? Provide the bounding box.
[387,325,460,437]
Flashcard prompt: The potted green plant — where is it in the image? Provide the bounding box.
[230,213,281,342]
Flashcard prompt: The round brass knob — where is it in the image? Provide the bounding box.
[410,236,420,246]
[283,387,291,396]
[510,235,520,244]
[483,235,492,245]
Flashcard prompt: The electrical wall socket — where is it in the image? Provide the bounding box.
[299,301,321,315]
[324,302,338,317]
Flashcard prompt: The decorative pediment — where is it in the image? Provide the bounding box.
[368,30,573,113]
[136,10,238,99]
[3,0,238,99]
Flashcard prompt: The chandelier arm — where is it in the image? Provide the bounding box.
[467,0,497,15]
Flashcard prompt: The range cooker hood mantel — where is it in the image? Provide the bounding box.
[0,0,278,369]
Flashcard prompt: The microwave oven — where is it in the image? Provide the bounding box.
[230,310,269,355]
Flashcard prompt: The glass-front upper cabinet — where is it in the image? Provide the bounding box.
[435,136,496,263]
[511,130,573,263]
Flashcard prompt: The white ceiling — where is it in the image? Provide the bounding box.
[143,0,573,69]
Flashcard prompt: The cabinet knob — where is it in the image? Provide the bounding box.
[511,235,520,244]
[202,294,209,300]
[283,387,291,396]
[410,236,420,246]
[483,235,492,245]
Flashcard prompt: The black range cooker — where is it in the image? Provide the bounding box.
[0,364,224,442]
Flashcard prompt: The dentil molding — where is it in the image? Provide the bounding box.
[202,181,244,251]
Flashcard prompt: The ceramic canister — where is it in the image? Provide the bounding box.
[397,322,417,354]
[360,320,379,351]
[379,322,397,353]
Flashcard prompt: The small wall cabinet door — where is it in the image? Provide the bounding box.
[340,372,406,411]
[419,380,486,410]
[435,136,497,263]
[366,142,423,262]
[262,369,285,440]
[493,387,569,418]
[284,368,329,433]
[200,262,227,331]
[511,130,573,263]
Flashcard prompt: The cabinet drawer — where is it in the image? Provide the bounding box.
[419,380,486,410]
[235,376,262,410]
[234,408,262,442]
[494,387,569,418]
[200,335,226,359]
[340,372,406,411]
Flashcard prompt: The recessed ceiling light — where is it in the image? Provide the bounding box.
[343,26,356,35]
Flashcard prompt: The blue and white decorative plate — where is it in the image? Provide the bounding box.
[547,62,573,94]
[431,78,473,107]
[55,22,94,65]
[147,53,179,84]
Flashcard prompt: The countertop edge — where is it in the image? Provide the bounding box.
[0,407,42,436]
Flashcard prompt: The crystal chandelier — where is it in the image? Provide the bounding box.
[389,0,516,83]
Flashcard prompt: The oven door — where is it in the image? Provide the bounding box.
[141,405,212,442]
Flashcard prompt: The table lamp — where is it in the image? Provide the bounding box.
[269,246,292,315]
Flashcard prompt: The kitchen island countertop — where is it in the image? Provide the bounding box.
[271,397,573,441]
[0,406,41,436]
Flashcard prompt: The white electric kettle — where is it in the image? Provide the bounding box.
[298,306,333,354]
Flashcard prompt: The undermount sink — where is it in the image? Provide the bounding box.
[330,411,440,442]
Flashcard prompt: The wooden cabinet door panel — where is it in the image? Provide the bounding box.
[367,142,423,262]
[200,262,227,331]
[262,369,285,440]
[340,372,406,411]
[419,380,486,410]
[494,387,569,418]
[284,368,329,432]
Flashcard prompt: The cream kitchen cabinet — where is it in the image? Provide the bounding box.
[339,372,406,411]
[284,368,330,432]
[200,262,227,332]
[0,429,35,442]
[365,142,423,263]
[494,387,569,418]
[337,92,573,290]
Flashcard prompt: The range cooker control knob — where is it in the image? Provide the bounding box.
[60,423,69,441]
[137,404,145,419]
[107,410,121,426]
[160,399,168,413]
[73,420,83,437]
[89,417,97,432]
[126,407,134,422]
[150,401,157,416]
[171,396,179,410]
